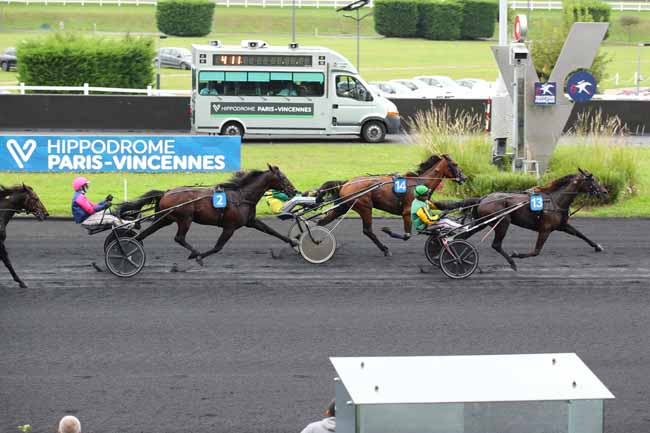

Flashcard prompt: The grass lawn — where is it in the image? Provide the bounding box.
[1,144,648,217]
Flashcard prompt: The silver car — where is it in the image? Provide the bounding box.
[155,47,193,70]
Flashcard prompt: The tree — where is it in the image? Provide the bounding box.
[619,15,640,42]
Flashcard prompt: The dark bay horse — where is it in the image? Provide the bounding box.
[465,169,607,270]
[315,154,467,256]
[1,184,49,288]
[117,165,298,264]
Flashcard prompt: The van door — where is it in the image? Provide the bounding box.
[330,74,377,134]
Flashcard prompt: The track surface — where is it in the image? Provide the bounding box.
[1,218,649,433]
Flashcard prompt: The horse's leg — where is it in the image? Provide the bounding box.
[135,216,173,242]
[197,227,236,260]
[0,240,26,288]
[247,218,297,247]
[490,217,518,271]
[511,229,552,259]
[172,218,202,261]
[358,206,391,256]
[317,206,347,227]
[557,223,603,252]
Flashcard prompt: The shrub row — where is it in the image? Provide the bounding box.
[17,33,154,91]
[156,0,215,37]
[563,0,611,24]
[374,0,497,40]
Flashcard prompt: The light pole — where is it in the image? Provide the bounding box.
[337,0,371,71]
[636,42,650,96]
[292,0,296,43]
[156,34,168,91]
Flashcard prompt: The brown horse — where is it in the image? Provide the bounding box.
[464,169,607,270]
[117,165,298,264]
[1,184,49,288]
[315,154,467,256]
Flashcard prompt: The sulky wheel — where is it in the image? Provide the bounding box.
[288,220,314,252]
[299,226,336,264]
[105,238,146,278]
[424,234,443,267]
[104,228,139,252]
[438,239,479,279]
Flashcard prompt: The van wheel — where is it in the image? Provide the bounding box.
[361,120,386,143]
[220,122,244,137]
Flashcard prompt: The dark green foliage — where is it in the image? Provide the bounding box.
[374,0,420,37]
[156,0,215,37]
[417,0,463,40]
[564,0,611,23]
[16,33,154,91]
[460,0,498,39]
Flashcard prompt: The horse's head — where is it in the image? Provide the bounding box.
[442,154,467,184]
[577,168,608,197]
[20,184,49,221]
[267,164,298,198]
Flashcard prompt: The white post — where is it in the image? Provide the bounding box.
[499,0,508,45]
[615,72,619,86]
[83,82,89,95]
[19,82,25,95]
[123,178,128,202]
[147,84,152,95]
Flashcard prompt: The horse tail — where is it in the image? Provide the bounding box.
[117,189,165,219]
[316,180,347,203]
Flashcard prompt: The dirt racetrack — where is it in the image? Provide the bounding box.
[1,218,649,433]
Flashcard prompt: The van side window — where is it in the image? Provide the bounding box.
[336,75,372,101]
[198,71,324,97]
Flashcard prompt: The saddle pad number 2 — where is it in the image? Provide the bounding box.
[394,178,407,193]
[213,192,227,208]
[530,194,544,211]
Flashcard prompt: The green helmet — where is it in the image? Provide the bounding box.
[415,185,429,196]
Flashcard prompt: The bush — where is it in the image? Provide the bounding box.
[156,0,215,37]
[374,0,420,37]
[417,0,463,40]
[564,0,611,24]
[460,0,498,39]
[619,15,640,42]
[17,33,154,91]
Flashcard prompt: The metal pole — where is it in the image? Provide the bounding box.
[292,0,296,43]
[511,65,518,172]
[499,0,508,45]
[156,36,161,90]
[356,8,360,70]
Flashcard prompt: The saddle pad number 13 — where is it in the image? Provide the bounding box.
[213,192,227,208]
[530,194,544,211]
[394,178,407,193]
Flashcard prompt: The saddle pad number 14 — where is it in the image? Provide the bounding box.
[394,178,407,193]
[213,192,227,208]
[530,194,544,211]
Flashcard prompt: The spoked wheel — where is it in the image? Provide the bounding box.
[299,226,336,264]
[288,220,314,252]
[438,239,479,279]
[105,238,146,278]
[104,228,138,252]
[424,234,443,267]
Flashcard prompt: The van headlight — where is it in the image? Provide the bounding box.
[387,111,399,117]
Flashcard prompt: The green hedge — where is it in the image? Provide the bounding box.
[374,0,420,37]
[156,0,215,37]
[460,0,498,39]
[418,0,463,40]
[563,0,611,24]
[17,33,154,91]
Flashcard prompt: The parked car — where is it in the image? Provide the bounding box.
[1,47,17,72]
[389,79,446,98]
[154,47,193,70]
[456,78,494,98]
[414,75,469,97]
[369,81,420,98]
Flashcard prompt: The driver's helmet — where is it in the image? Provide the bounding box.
[72,177,89,192]
[414,185,429,197]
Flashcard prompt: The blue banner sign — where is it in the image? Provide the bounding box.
[0,135,241,172]
[534,82,556,105]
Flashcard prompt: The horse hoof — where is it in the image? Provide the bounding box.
[188,252,198,260]
[18,282,28,289]
[509,263,518,271]
[383,250,392,257]
[195,256,204,267]
[595,244,604,252]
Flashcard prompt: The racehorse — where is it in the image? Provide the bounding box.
[117,165,298,265]
[464,169,608,270]
[0,184,49,288]
[315,154,467,256]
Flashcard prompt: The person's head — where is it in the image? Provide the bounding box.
[72,177,89,193]
[325,399,336,417]
[58,415,81,433]
[414,184,430,199]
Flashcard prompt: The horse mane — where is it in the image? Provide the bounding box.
[532,174,577,193]
[405,154,444,176]
[217,169,266,189]
[0,184,29,198]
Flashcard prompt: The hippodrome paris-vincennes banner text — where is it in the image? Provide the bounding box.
[0,135,241,172]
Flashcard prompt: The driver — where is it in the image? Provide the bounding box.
[411,184,463,233]
[71,177,121,228]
